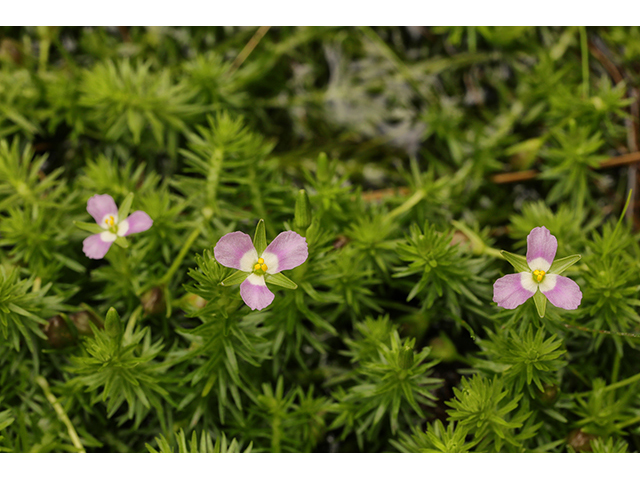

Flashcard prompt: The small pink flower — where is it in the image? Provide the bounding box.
[214,229,308,311]
[493,226,582,312]
[82,194,153,259]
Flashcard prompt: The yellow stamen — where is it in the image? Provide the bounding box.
[106,215,115,227]
[254,259,269,273]
[533,269,546,283]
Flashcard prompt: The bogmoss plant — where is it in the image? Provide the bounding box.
[214,219,308,310]
[494,227,582,318]
[78,193,153,259]
[2,26,640,453]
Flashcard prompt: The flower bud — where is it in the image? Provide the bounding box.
[316,152,330,183]
[294,189,312,232]
[536,383,559,406]
[333,235,349,250]
[428,334,459,362]
[185,293,208,310]
[104,307,122,338]
[140,286,165,315]
[43,315,75,349]
[567,429,596,453]
[69,310,103,336]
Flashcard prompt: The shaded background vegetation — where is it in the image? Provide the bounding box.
[1,26,640,452]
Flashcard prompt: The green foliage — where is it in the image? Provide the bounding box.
[572,378,639,437]
[0,68,41,138]
[395,221,492,318]
[580,221,640,354]
[391,420,476,453]
[0,139,66,211]
[590,436,629,453]
[79,59,202,154]
[147,429,250,453]
[445,375,540,452]
[478,326,567,396]
[0,266,62,355]
[65,308,170,428]
[331,329,440,448]
[229,377,331,452]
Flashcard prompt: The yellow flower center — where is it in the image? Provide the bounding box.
[106,215,115,228]
[253,257,268,273]
[532,269,546,283]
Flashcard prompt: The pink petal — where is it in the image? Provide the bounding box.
[526,226,557,270]
[493,273,536,309]
[541,274,582,310]
[262,231,308,274]
[87,194,118,225]
[240,275,275,310]
[83,233,114,259]
[214,232,258,271]
[122,211,153,236]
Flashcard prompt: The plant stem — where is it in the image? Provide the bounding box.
[574,370,640,397]
[617,415,640,430]
[159,227,201,285]
[579,26,589,98]
[229,26,271,74]
[386,189,426,221]
[35,376,85,453]
[612,351,621,383]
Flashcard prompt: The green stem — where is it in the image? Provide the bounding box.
[574,371,640,397]
[579,26,589,98]
[207,148,224,214]
[562,318,640,338]
[617,415,640,430]
[612,351,621,383]
[271,416,281,453]
[451,220,503,258]
[386,189,426,221]
[35,376,85,453]
[39,39,50,72]
[159,227,201,285]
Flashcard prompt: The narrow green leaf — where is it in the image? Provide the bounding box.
[221,270,250,286]
[548,254,581,275]
[533,290,546,318]
[265,273,298,290]
[74,221,105,234]
[52,253,86,273]
[253,219,267,255]
[118,192,135,221]
[500,250,529,272]
[114,236,129,248]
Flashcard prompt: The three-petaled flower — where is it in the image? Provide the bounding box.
[82,194,153,259]
[493,226,582,317]
[214,221,308,310]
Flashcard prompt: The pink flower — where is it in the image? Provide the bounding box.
[493,226,582,313]
[214,228,308,311]
[82,194,153,259]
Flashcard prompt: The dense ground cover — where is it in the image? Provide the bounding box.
[1,26,640,452]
